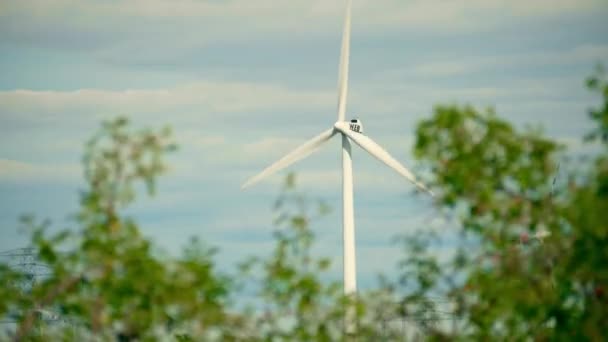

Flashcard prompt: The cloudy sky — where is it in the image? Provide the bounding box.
[1,0,607,287]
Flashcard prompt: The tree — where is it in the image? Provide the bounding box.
[1,118,233,341]
[394,67,608,340]
[0,118,394,341]
[234,173,403,340]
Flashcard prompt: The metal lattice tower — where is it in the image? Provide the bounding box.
[0,247,51,293]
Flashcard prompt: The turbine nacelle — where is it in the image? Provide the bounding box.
[334,119,364,135]
[348,118,364,134]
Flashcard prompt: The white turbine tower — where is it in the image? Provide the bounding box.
[242,0,432,331]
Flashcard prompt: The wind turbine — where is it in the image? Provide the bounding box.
[242,0,432,314]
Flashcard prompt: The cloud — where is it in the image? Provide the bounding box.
[1,73,590,187]
[382,44,608,79]
[491,0,607,16]
[0,82,333,125]
[243,137,299,157]
[5,0,604,28]
[2,0,606,57]
[0,159,79,183]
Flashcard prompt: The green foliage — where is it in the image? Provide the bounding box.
[584,65,608,144]
[415,105,559,223]
[0,118,231,341]
[235,174,344,340]
[235,174,401,340]
[0,118,397,341]
[401,68,608,340]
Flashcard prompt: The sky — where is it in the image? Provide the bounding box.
[1,0,607,288]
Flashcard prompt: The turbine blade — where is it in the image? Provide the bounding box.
[336,0,352,122]
[335,123,433,195]
[242,128,337,189]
